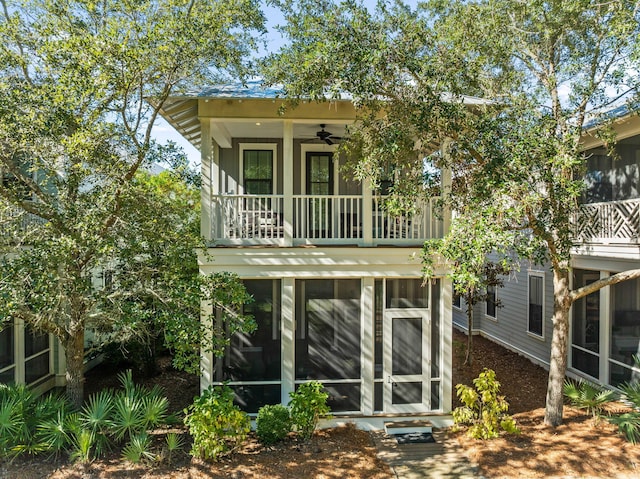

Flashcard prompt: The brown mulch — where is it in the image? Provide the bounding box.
[2,329,640,478]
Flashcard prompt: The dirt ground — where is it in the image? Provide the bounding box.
[2,329,640,478]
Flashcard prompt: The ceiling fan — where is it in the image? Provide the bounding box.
[312,124,342,145]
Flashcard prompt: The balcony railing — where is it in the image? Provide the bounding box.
[574,198,640,243]
[213,194,443,246]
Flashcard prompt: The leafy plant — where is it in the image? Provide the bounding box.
[69,429,94,465]
[453,368,520,439]
[121,432,155,464]
[563,379,615,420]
[289,381,330,440]
[256,404,292,445]
[79,389,115,457]
[608,380,640,443]
[183,385,250,461]
[165,432,184,465]
[0,384,73,459]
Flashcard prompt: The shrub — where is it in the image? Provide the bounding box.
[452,368,520,439]
[563,379,615,420]
[183,385,250,461]
[289,381,330,440]
[609,380,640,443]
[256,404,291,445]
[0,383,73,458]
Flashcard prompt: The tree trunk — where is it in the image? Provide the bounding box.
[544,267,572,427]
[465,299,473,366]
[64,328,86,409]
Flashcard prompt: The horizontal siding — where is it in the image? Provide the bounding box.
[452,263,554,368]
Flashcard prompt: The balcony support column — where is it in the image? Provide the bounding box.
[362,178,373,246]
[441,138,453,236]
[283,120,294,246]
[201,118,218,242]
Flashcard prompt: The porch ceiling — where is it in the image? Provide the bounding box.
[158,96,355,152]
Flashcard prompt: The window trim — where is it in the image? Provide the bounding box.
[239,143,278,195]
[527,272,545,339]
[484,284,497,321]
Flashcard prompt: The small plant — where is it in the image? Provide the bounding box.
[256,404,292,445]
[453,368,519,439]
[183,385,250,461]
[289,381,330,440]
[121,432,155,464]
[69,429,94,464]
[609,380,640,443]
[563,379,615,420]
[165,432,184,465]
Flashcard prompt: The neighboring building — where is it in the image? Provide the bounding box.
[453,112,640,389]
[159,80,454,416]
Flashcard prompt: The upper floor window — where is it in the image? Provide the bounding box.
[240,144,277,195]
[485,285,497,319]
[528,274,544,337]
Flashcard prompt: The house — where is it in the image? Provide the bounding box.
[159,80,455,416]
[453,110,640,389]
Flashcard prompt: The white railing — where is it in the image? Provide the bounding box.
[213,194,443,244]
[217,194,285,241]
[0,205,45,237]
[373,196,443,242]
[575,198,640,243]
[293,195,362,241]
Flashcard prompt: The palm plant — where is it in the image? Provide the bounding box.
[165,432,184,465]
[121,432,155,464]
[80,389,115,457]
[69,429,95,464]
[563,379,615,420]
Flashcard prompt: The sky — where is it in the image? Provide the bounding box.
[152,1,418,167]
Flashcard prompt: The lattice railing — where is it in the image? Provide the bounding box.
[575,198,640,242]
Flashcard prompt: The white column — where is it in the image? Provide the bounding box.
[362,179,373,246]
[441,276,453,412]
[361,277,375,415]
[283,121,294,246]
[599,271,611,384]
[281,278,295,404]
[200,119,215,241]
[440,139,453,236]
[14,318,24,384]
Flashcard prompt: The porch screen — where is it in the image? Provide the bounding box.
[220,280,281,412]
[0,323,14,383]
[24,328,49,384]
[571,270,599,379]
[295,279,361,411]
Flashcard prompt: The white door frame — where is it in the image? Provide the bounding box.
[383,308,430,413]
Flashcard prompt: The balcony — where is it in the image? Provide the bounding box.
[211,194,444,246]
[574,198,640,244]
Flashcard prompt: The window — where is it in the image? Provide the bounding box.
[453,283,461,309]
[241,145,276,195]
[528,274,544,337]
[485,285,497,319]
[385,279,429,309]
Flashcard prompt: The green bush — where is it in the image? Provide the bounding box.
[563,379,615,420]
[183,385,250,461]
[289,381,330,440]
[609,381,640,443]
[0,383,73,458]
[256,404,292,445]
[452,368,520,439]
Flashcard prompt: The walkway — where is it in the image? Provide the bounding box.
[371,428,481,479]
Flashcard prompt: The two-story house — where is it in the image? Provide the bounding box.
[159,80,454,417]
[453,109,640,390]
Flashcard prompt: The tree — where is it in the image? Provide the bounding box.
[264,0,640,426]
[0,0,265,407]
[424,209,515,366]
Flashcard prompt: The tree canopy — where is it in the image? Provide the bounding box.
[0,0,265,406]
[265,0,640,425]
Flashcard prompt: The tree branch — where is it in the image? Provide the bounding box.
[570,269,640,302]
